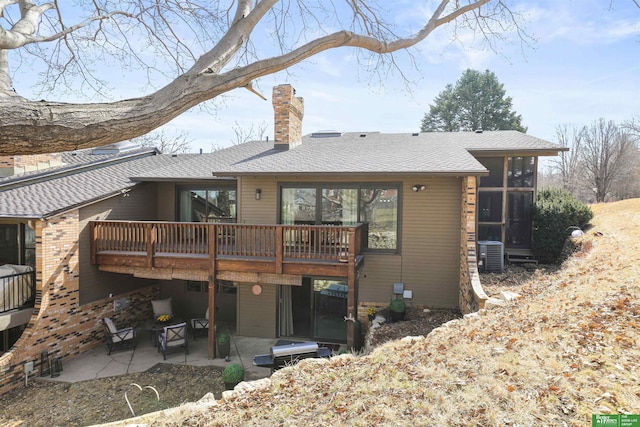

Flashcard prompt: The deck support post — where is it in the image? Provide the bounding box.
[346,227,357,350]
[207,223,217,359]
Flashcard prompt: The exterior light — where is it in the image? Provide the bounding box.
[255,189,262,200]
[412,184,426,192]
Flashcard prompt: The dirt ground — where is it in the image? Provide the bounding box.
[368,307,461,347]
[0,312,460,427]
[0,363,226,427]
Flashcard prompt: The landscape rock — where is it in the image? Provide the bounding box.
[485,297,507,309]
[499,291,521,301]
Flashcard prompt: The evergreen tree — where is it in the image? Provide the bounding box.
[421,69,526,133]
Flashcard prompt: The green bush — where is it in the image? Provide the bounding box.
[532,188,593,264]
[216,332,230,344]
[389,299,406,313]
[222,363,245,384]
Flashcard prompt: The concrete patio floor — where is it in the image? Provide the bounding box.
[43,332,277,383]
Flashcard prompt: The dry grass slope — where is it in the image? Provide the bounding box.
[122,199,640,426]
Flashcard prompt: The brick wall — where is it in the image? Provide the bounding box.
[0,211,157,396]
[272,84,304,150]
[459,176,488,314]
[0,153,62,176]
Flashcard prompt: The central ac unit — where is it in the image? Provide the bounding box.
[478,240,504,273]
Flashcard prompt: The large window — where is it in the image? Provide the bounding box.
[359,188,398,250]
[280,184,400,251]
[506,192,533,248]
[178,186,236,223]
[281,187,316,225]
[478,192,503,222]
[0,225,18,264]
[508,157,535,188]
[0,224,35,267]
[478,158,504,187]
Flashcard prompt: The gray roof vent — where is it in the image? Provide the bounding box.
[475,129,483,134]
[311,130,342,138]
[360,134,367,138]
[412,133,419,136]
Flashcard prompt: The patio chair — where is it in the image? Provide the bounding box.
[158,322,188,360]
[190,307,209,340]
[102,317,136,355]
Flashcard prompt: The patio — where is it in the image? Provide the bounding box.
[43,330,277,384]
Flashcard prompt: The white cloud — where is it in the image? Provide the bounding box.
[517,1,640,46]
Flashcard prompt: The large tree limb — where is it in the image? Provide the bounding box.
[187,0,277,75]
[0,0,497,154]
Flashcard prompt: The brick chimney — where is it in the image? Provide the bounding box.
[272,84,304,150]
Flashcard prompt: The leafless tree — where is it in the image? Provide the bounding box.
[131,129,192,154]
[231,120,268,145]
[580,119,637,203]
[0,0,527,155]
[622,117,640,144]
[551,124,583,193]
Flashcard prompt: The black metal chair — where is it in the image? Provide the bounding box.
[190,307,209,340]
[102,317,136,355]
[158,322,188,360]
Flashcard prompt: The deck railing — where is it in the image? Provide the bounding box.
[0,269,36,314]
[90,221,363,264]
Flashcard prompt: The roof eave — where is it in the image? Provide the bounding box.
[469,148,568,157]
[210,170,490,177]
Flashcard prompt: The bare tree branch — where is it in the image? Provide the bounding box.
[131,128,192,154]
[0,0,527,154]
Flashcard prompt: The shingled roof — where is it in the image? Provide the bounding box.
[1,130,564,218]
[133,130,564,180]
[0,149,182,219]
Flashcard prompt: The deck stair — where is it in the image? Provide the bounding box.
[506,251,538,265]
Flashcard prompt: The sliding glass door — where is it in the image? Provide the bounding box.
[279,278,347,343]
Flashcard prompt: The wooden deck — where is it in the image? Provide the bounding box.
[90,221,365,279]
[90,220,366,352]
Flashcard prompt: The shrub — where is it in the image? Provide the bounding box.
[216,332,230,344]
[222,363,245,384]
[389,299,406,313]
[532,188,594,264]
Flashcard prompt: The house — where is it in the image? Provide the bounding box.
[0,84,565,395]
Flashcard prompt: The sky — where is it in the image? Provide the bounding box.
[8,1,640,155]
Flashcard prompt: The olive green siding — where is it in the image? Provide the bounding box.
[156,182,176,221]
[78,183,158,304]
[399,178,461,307]
[357,254,403,303]
[236,283,277,337]
[238,176,278,224]
[235,175,462,312]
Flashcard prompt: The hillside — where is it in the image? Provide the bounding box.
[110,199,640,426]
